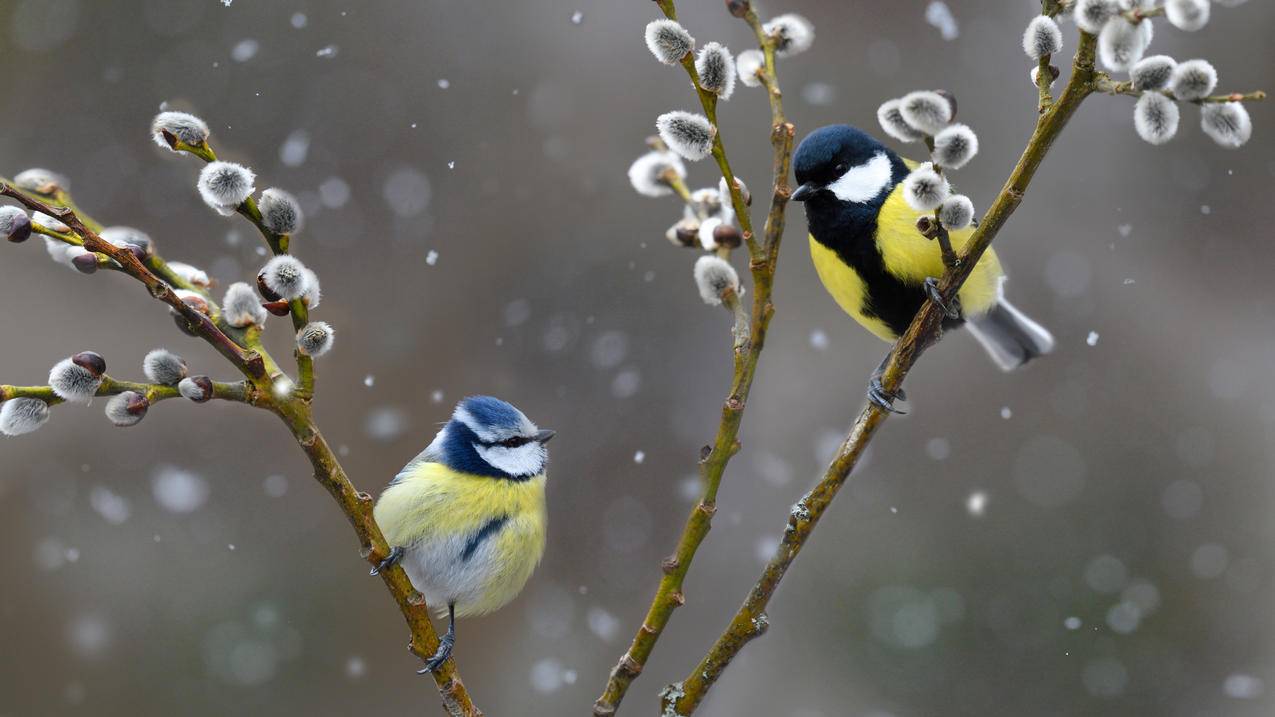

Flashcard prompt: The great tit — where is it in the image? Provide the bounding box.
[791,124,1054,409]
[372,396,554,673]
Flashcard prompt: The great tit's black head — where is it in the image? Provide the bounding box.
[792,125,903,207]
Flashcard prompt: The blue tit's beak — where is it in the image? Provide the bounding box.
[534,429,556,444]
[791,182,819,202]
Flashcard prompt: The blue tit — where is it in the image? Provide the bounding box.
[372,395,554,673]
[790,124,1054,410]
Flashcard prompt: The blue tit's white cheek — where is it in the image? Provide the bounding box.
[827,151,892,203]
[473,443,546,478]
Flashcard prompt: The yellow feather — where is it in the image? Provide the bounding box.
[374,461,547,616]
[809,236,896,341]
[809,174,1004,342]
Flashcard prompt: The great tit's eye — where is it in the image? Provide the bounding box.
[834,162,848,175]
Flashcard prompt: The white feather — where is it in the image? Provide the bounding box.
[396,508,543,616]
[827,152,893,203]
[474,442,548,478]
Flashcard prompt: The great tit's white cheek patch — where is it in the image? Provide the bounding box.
[474,443,546,478]
[828,152,892,203]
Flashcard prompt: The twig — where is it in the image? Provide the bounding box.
[1094,76,1266,104]
[0,377,251,406]
[661,29,1106,717]
[0,183,267,381]
[169,143,316,397]
[593,3,794,714]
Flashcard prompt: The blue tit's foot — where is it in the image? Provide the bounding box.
[924,277,961,320]
[370,545,405,576]
[418,603,456,674]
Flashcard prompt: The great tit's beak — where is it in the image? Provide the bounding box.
[535,429,557,444]
[790,183,818,202]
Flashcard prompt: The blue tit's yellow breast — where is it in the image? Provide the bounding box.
[374,462,547,559]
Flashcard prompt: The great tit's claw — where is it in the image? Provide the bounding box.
[868,377,906,414]
[371,545,405,576]
[924,277,961,320]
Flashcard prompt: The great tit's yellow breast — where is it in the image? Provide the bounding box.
[809,233,897,342]
[875,183,1004,316]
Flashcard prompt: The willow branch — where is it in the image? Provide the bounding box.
[0,183,266,381]
[170,143,316,396]
[1094,76,1266,104]
[0,376,251,406]
[4,159,480,715]
[593,4,794,714]
[662,30,1104,717]
[263,397,480,715]
[165,139,477,713]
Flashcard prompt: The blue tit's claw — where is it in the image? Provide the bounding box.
[417,605,457,674]
[371,545,405,576]
[924,277,961,320]
[868,377,906,414]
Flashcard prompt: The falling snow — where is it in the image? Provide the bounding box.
[925,2,960,40]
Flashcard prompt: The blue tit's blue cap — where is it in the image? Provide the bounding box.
[454,396,530,432]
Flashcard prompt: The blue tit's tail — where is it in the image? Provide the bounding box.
[966,300,1055,371]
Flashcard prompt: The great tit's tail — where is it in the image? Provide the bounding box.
[966,300,1055,371]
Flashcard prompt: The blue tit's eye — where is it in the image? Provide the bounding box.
[499,436,530,448]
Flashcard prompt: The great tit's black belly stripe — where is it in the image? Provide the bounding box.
[460,514,509,562]
[813,219,964,339]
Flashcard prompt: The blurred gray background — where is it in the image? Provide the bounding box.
[2,1,1273,715]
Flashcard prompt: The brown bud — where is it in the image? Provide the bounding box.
[644,134,668,152]
[1046,65,1060,81]
[71,351,106,378]
[180,293,210,315]
[172,313,197,337]
[263,299,292,317]
[915,216,939,239]
[4,213,31,243]
[725,0,750,17]
[256,272,282,301]
[184,375,214,403]
[699,445,713,461]
[123,392,150,417]
[123,244,147,264]
[934,90,958,121]
[159,129,180,150]
[72,252,100,274]
[666,218,699,248]
[712,223,742,249]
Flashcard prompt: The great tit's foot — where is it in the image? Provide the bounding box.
[868,375,906,414]
[371,545,405,576]
[924,277,961,320]
[417,606,456,674]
